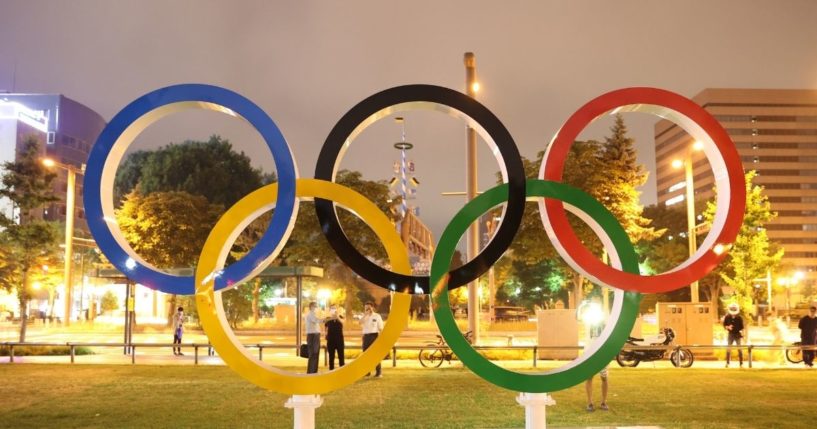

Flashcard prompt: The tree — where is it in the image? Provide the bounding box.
[0,136,61,341]
[100,290,119,315]
[637,203,689,310]
[273,170,400,315]
[221,283,254,329]
[116,190,223,324]
[495,116,656,310]
[702,171,783,318]
[596,115,659,244]
[114,135,265,208]
[496,141,607,309]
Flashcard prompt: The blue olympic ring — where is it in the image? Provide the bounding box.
[84,84,298,294]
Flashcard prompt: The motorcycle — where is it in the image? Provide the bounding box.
[615,327,694,368]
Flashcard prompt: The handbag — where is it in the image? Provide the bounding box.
[299,343,309,358]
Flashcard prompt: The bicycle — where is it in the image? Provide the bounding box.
[786,342,803,364]
[419,331,473,368]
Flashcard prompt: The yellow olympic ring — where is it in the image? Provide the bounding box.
[195,178,410,395]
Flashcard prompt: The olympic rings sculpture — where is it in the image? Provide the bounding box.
[84,83,745,395]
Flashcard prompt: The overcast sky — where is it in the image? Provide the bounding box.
[2,0,816,240]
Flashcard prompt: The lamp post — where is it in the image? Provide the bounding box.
[42,158,84,326]
[671,141,703,303]
[778,271,804,326]
[464,52,480,344]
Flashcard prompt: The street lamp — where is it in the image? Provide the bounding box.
[317,288,331,310]
[42,157,85,326]
[671,141,704,302]
[778,271,804,325]
[464,51,480,344]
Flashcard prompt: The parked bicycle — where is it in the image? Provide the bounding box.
[786,342,803,364]
[419,331,473,368]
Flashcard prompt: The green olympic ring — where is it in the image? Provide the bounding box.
[431,179,642,392]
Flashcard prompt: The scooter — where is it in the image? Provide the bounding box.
[615,327,694,368]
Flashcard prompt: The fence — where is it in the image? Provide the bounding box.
[1,341,816,368]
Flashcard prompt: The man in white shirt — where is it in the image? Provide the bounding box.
[361,301,384,377]
[304,301,323,374]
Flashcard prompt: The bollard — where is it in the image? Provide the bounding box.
[516,392,555,429]
[131,346,136,364]
[285,395,323,429]
[9,345,14,363]
[194,345,199,365]
[259,345,263,361]
[70,344,75,363]
[748,345,753,368]
[392,346,397,367]
[532,346,537,368]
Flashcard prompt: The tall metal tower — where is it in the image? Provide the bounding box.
[390,117,419,225]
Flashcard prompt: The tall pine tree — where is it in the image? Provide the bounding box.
[596,114,658,243]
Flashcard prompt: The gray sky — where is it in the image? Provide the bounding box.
[2,0,816,240]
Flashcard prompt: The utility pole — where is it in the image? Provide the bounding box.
[464,52,480,344]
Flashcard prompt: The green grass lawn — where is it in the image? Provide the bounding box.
[0,365,813,428]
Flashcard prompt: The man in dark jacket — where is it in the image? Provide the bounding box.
[325,304,345,370]
[723,303,745,368]
[798,304,817,367]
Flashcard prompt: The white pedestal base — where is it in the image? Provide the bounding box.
[284,394,323,429]
[515,392,556,429]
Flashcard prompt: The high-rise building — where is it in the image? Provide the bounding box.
[0,94,106,233]
[655,88,817,304]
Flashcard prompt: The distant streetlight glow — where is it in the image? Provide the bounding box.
[671,159,684,169]
[41,158,56,168]
[471,82,480,93]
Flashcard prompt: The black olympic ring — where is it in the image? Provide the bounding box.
[314,84,525,294]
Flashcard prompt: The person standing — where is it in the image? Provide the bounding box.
[723,303,745,368]
[361,301,384,377]
[798,304,817,367]
[579,299,608,412]
[304,302,323,374]
[172,306,185,356]
[325,303,345,370]
[769,315,789,366]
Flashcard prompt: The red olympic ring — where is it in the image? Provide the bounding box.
[540,87,745,293]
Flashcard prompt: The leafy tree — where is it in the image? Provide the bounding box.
[494,116,655,310]
[702,170,783,318]
[115,137,275,325]
[274,170,400,315]
[117,190,223,269]
[495,142,606,309]
[116,190,223,324]
[114,135,265,208]
[100,290,119,315]
[637,203,689,310]
[0,136,60,341]
[221,283,254,329]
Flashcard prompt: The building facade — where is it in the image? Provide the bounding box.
[655,88,817,304]
[0,94,106,322]
[0,94,106,233]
